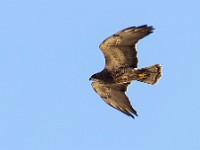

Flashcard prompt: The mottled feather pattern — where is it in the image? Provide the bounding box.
[90,25,162,119]
[99,25,153,69]
[92,82,137,118]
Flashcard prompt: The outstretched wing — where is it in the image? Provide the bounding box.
[91,82,138,118]
[99,25,154,69]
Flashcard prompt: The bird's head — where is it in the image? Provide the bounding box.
[89,73,100,81]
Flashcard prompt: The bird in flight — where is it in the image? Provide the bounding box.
[89,25,162,119]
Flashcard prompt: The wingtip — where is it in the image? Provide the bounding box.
[130,115,135,119]
[137,24,154,29]
[132,25,154,35]
[129,113,138,119]
[128,111,138,119]
[131,108,138,117]
[120,24,154,31]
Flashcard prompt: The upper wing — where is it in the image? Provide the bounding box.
[99,25,154,69]
[91,82,138,118]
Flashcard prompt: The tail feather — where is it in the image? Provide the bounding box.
[136,64,162,85]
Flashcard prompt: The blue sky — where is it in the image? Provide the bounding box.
[0,0,200,150]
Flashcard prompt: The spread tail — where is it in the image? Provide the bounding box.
[136,64,162,85]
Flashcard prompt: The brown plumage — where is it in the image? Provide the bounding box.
[89,25,162,119]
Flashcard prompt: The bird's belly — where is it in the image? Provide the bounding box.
[112,68,137,83]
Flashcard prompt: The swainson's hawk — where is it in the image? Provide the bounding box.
[89,25,162,119]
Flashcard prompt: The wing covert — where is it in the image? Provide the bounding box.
[99,25,154,69]
[91,82,138,118]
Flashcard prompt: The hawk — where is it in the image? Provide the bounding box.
[89,25,162,119]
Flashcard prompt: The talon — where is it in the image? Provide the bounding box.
[138,73,148,79]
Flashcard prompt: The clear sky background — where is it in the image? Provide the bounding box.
[0,0,200,150]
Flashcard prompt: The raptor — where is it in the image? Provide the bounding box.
[89,25,162,118]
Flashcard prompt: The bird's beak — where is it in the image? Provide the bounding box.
[89,77,92,80]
